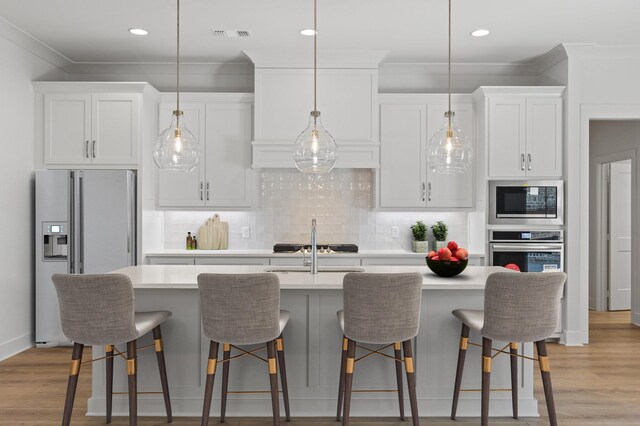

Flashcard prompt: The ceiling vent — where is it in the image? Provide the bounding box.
[211,30,252,38]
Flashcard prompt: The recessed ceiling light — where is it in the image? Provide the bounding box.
[129,28,149,36]
[299,29,317,36]
[470,29,490,37]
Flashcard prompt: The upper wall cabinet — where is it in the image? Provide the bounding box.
[157,94,255,208]
[246,51,388,169]
[35,82,157,167]
[473,87,564,179]
[378,94,474,209]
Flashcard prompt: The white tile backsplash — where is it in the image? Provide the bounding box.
[161,169,470,251]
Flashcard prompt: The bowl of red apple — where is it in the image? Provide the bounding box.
[425,241,469,277]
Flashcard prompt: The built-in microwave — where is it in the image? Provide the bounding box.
[489,180,564,225]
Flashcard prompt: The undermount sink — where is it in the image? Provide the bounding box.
[264,266,364,273]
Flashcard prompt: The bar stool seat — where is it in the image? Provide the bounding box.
[134,311,172,338]
[451,309,483,333]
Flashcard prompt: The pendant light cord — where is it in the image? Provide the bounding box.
[313,0,317,125]
[176,0,181,124]
[448,0,452,128]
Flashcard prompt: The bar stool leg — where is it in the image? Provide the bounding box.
[451,323,470,420]
[62,342,84,426]
[152,326,172,423]
[127,340,138,426]
[510,342,519,419]
[402,340,419,426]
[276,335,291,422]
[336,336,348,421]
[394,342,405,421]
[536,340,558,426]
[267,340,281,426]
[105,344,114,424]
[341,339,356,426]
[220,343,231,423]
[481,337,492,426]
[202,341,219,426]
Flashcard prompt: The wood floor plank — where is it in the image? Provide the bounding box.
[1,311,639,424]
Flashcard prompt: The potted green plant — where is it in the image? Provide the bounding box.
[410,220,429,253]
[431,221,448,250]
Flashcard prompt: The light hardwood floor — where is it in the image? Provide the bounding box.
[1,311,639,425]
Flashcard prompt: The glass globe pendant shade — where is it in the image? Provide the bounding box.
[153,110,199,172]
[293,111,338,173]
[426,111,472,174]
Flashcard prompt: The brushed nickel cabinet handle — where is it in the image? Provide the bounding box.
[528,153,532,171]
[206,181,210,201]
[200,182,204,201]
[85,141,89,158]
[422,182,426,201]
[521,154,526,171]
[92,140,96,158]
[428,182,432,202]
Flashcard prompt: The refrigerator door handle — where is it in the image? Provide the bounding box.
[69,172,75,273]
[78,172,84,274]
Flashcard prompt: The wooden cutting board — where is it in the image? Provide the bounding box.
[198,214,228,249]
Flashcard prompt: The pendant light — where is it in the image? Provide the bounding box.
[293,0,338,173]
[153,0,199,172]
[426,0,472,174]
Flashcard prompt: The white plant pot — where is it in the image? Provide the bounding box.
[412,240,429,253]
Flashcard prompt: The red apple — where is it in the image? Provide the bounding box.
[447,241,459,252]
[505,263,521,272]
[426,250,437,259]
[449,256,459,262]
[430,256,440,261]
[454,248,468,260]
[437,247,452,261]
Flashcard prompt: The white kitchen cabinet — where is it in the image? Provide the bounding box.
[157,94,255,208]
[43,92,140,165]
[195,257,269,266]
[148,256,195,265]
[378,94,474,209]
[474,87,564,179]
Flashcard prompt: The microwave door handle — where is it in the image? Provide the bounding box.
[491,244,563,251]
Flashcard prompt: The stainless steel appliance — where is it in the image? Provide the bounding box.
[35,170,137,346]
[489,180,564,225]
[489,230,563,272]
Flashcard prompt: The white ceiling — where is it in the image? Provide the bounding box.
[1,0,639,65]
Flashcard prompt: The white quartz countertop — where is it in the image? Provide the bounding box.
[111,265,504,290]
[145,249,484,258]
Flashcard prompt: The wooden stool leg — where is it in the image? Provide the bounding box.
[394,342,405,421]
[403,340,419,426]
[62,342,84,426]
[127,340,137,426]
[510,342,519,419]
[220,343,231,423]
[481,337,492,426]
[336,336,348,421]
[267,340,281,426]
[105,344,114,424]
[341,339,356,426]
[202,341,219,426]
[152,326,172,423]
[276,335,291,422]
[536,340,558,426]
[451,323,470,420]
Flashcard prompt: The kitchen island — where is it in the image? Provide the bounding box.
[87,265,538,419]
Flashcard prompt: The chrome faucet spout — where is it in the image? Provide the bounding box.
[310,219,318,274]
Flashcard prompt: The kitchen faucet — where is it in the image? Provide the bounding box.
[303,218,318,274]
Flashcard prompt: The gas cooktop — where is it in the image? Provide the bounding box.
[273,243,358,254]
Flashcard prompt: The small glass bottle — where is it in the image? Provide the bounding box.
[186,232,193,250]
[192,236,198,250]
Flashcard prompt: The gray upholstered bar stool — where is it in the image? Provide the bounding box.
[450,271,567,426]
[51,273,173,426]
[197,273,291,426]
[336,272,423,426]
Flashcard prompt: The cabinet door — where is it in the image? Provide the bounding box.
[426,103,474,208]
[525,97,562,177]
[44,94,91,164]
[488,96,526,177]
[204,103,254,207]
[157,103,206,207]
[91,93,139,164]
[379,104,426,208]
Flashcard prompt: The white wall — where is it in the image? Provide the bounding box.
[0,26,66,359]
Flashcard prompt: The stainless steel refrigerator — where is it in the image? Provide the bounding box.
[35,170,136,347]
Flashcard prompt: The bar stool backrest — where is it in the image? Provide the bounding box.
[482,272,567,343]
[198,273,281,345]
[343,272,423,344]
[51,273,137,345]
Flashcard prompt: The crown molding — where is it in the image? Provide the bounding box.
[66,61,253,76]
[244,50,390,69]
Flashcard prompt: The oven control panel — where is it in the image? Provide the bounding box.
[489,230,563,242]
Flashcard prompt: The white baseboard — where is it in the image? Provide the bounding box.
[0,332,34,362]
[561,330,586,346]
[632,311,640,326]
